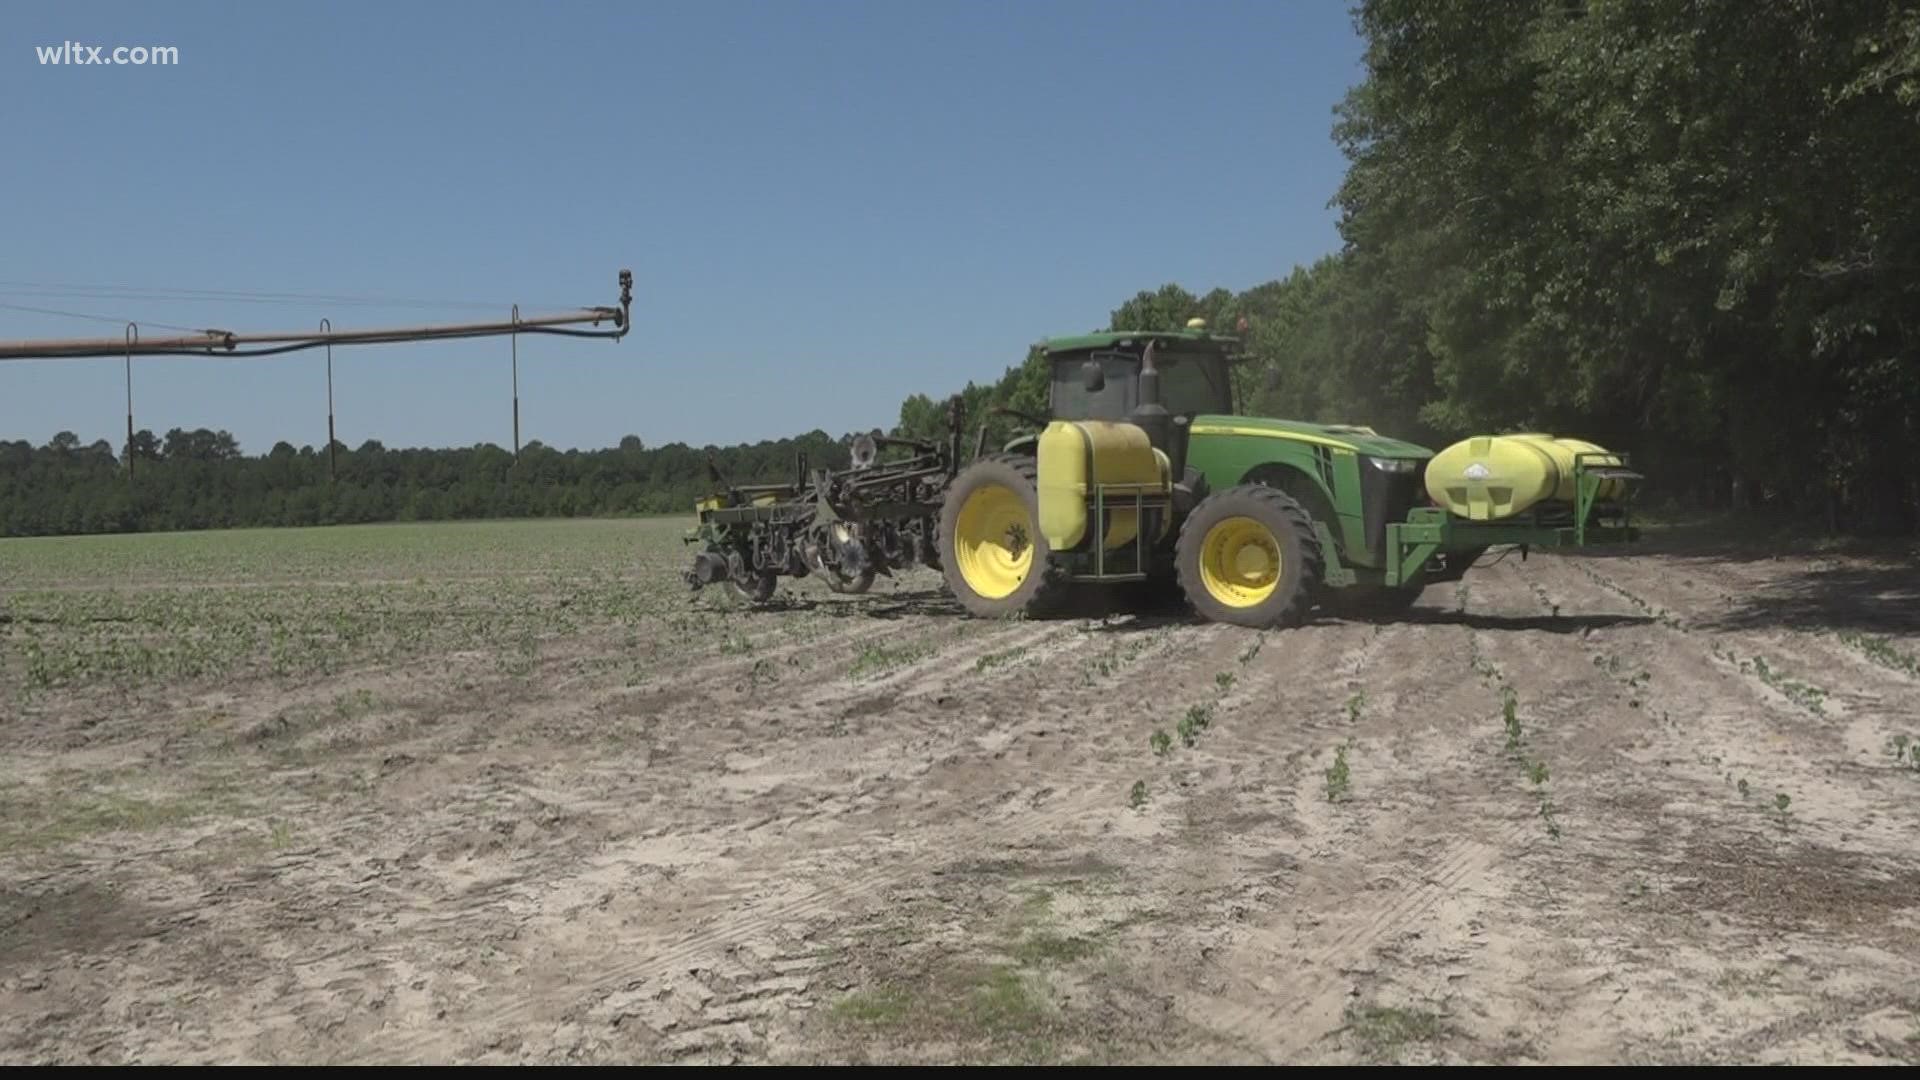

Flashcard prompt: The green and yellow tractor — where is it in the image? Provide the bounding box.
[683,322,1641,627]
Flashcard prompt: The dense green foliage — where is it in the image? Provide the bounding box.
[0,429,850,536]
[6,0,1915,537]
[903,0,1920,534]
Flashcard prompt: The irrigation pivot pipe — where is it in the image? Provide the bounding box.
[0,269,634,361]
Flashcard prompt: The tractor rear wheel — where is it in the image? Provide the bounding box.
[938,454,1069,619]
[1175,483,1324,628]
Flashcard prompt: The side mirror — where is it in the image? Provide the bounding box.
[1082,359,1106,393]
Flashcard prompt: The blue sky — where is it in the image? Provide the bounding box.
[2,1,1365,454]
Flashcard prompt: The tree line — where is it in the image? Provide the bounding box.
[5,0,1915,538]
[911,0,1920,536]
[0,430,853,537]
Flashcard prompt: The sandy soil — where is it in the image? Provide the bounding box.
[2,521,1918,1064]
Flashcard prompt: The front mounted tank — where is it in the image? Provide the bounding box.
[1423,433,1632,521]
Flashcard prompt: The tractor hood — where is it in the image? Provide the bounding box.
[1186,415,1434,460]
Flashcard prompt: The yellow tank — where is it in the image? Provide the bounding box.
[1425,433,1627,520]
[1425,435,1559,520]
[1513,435,1627,502]
[1037,420,1170,550]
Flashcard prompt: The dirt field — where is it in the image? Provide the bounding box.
[3,517,1918,1064]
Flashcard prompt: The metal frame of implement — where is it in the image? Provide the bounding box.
[682,396,971,598]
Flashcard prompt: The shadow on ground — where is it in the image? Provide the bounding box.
[1698,562,1920,634]
[1540,515,1919,634]
[710,583,1671,636]
[1565,512,1919,565]
[735,587,969,621]
[1380,609,1657,634]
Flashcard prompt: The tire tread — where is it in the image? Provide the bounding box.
[938,453,1071,619]
[1174,483,1325,628]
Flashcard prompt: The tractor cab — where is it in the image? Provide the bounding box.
[1042,329,1239,424]
[1034,323,1243,502]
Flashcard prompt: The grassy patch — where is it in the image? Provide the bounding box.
[1344,1004,1448,1061]
[975,646,1029,673]
[968,963,1052,1034]
[850,640,936,680]
[824,870,1136,1061]
[830,986,914,1028]
[0,520,740,697]
[826,962,1061,1061]
[1012,931,1102,966]
[0,783,246,852]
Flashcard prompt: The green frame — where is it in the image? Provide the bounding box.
[1380,455,1642,586]
[1058,480,1176,583]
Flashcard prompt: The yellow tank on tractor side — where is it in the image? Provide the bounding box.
[1036,419,1171,551]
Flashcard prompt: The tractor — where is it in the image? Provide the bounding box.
[683,321,1640,627]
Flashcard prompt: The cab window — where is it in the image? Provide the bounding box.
[1049,349,1231,420]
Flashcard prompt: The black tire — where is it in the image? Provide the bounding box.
[1174,483,1325,628]
[937,454,1071,619]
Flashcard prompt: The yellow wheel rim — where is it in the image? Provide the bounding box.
[1199,516,1282,607]
[953,483,1034,599]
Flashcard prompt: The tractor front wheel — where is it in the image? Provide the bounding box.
[938,455,1069,619]
[1175,484,1324,628]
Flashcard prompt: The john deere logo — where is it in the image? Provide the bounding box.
[1464,462,1491,481]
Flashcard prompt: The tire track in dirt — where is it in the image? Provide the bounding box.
[30,538,1920,1065]
[1512,555,1920,853]
[1527,554,1908,772]
[11,591,1455,1064]
[343,613,1242,1062]
[1680,987,1914,1065]
[1578,553,1920,730]
[1160,592,1543,1060]
[1455,556,1920,1062]
[789,616,1073,712]
[1572,552,1918,684]
[1216,620,1383,718]
[0,611,1038,1064]
[555,619,1104,847]
[344,801,1059,1061]
[600,613,912,713]
[1164,559,1718,1061]
[1193,820,1536,1062]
